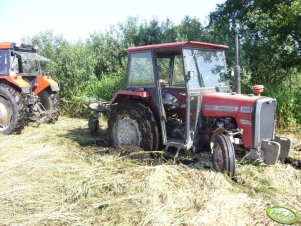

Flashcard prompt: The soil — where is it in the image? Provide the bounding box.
[284,157,301,169]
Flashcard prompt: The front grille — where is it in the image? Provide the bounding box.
[252,98,277,148]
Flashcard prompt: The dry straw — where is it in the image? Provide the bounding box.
[0,117,300,225]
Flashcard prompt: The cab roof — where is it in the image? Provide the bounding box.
[0,42,13,49]
[128,41,228,52]
[0,42,37,52]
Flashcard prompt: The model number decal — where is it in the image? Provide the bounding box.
[240,119,252,125]
[240,106,253,113]
[203,105,239,112]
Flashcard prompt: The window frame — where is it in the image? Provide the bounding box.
[0,49,10,75]
[126,51,156,88]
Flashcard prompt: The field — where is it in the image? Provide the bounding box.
[0,116,300,225]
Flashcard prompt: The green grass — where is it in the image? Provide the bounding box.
[85,74,125,101]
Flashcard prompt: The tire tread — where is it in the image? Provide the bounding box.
[0,83,27,134]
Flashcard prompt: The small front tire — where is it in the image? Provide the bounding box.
[212,134,235,178]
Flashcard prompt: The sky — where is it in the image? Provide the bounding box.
[0,0,224,43]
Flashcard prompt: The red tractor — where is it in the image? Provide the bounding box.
[90,41,291,177]
[0,42,60,134]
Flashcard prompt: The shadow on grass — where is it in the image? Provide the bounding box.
[64,126,110,147]
[63,124,213,170]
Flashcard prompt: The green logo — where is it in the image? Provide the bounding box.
[267,205,299,225]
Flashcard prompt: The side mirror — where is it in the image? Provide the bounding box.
[224,70,234,80]
[186,71,194,80]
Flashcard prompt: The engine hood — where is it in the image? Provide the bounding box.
[201,91,265,117]
[201,91,277,149]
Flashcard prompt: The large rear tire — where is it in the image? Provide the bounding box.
[0,83,27,134]
[39,89,60,123]
[108,100,160,151]
[212,134,235,178]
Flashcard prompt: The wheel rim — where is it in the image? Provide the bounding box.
[0,96,13,130]
[213,144,224,171]
[113,116,142,146]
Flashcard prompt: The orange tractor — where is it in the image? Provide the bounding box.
[0,42,60,134]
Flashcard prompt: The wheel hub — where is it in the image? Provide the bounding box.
[0,97,13,128]
[114,116,142,146]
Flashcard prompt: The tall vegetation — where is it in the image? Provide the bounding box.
[209,0,301,127]
[25,0,301,127]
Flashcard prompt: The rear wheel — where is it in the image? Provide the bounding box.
[212,134,235,178]
[0,83,27,134]
[39,89,60,123]
[108,100,160,151]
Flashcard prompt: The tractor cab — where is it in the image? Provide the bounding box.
[123,41,229,150]
[10,45,50,76]
[0,43,50,77]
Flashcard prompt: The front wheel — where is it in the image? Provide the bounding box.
[108,101,160,151]
[39,90,60,123]
[212,134,235,178]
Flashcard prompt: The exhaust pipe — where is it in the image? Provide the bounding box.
[234,34,241,94]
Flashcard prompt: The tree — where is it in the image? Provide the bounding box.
[209,0,301,126]
[209,0,301,85]
[87,32,126,78]
[176,16,208,42]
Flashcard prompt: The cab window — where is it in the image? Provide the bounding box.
[0,50,9,75]
[172,55,184,86]
[127,51,155,87]
[156,54,184,87]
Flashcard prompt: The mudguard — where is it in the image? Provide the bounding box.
[110,90,150,104]
[34,76,59,95]
[0,76,30,93]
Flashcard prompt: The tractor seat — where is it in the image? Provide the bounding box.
[162,91,186,110]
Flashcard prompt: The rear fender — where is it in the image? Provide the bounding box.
[34,76,59,95]
[89,91,152,115]
[0,76,30,93]
[110,90,159,119]
[110,90,151,104]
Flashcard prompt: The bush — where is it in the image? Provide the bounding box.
[85,74,126,101]
[240,69,301,128]
[264,85,300,128]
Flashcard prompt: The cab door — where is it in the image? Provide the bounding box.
[126,51,168,145]
[182,48,203,150]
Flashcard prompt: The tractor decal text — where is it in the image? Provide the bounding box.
[203,105,239,112]
[240,119,252,125]
[240,106,253,113]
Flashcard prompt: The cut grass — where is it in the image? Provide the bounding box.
[0,116,300,225]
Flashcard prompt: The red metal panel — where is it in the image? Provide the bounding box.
[201,92,261,148]
[110,90,150,104]
[128,41,228,52]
